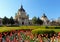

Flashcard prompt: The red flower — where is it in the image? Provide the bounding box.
[10,32,13,36]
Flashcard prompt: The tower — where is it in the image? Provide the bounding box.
[40,13,50,25]
[15,5,29,25]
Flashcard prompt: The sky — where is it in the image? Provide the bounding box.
[0,0,60,20]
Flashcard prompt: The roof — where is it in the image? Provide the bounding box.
[19,5,25,12]
[42,13,47,18]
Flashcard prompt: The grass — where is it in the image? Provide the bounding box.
[32,29,60,33]
[0,26,60,33]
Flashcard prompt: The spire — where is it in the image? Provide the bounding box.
[19,5,25,12]
[21,5,23,9]
[42,13,47,18]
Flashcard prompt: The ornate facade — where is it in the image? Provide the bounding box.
[40,13,50,26]
[15,5,52,26]
[15,5,29,25]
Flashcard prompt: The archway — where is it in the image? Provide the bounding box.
[22,22,24,25]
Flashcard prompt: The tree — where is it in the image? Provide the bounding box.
[9,16,15,25]
[32,16,37,24]
[36,17,43,25]
[32,17,43,25]
[2,16,9,25]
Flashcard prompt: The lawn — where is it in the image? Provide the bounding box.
[0,26,60,33]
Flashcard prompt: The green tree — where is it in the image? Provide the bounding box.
[32,16,37,24]
[36,17,43,25]
[2,16,9,24]
[32,17,43,25]
[10,16,15,25]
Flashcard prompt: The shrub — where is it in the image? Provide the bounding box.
[55,26,60,29]
[32,29,56,35]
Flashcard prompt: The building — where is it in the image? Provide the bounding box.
[0,18,2,25]
[55,17,60,23]
[15,5,29,25]
[15,5,50,26]
[40,13,50,26]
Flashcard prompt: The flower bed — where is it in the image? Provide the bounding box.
[0,29,60,42]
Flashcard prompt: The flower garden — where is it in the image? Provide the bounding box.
[0,26,60,42]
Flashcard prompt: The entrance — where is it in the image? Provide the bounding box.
[22,22,24,25]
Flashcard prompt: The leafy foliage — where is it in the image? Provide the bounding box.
[36,17,43,25]
[9,16,15,25]
[32,17,43,25]
[2,16,10,24]
[2,16,15,25]
[32,16,37,24]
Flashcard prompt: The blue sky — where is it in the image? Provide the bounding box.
[0,0,60,20]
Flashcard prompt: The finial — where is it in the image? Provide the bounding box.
[21,4,23,9]
[19,4,25,12]
[42,13,47,17]
[43,13,45,16]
